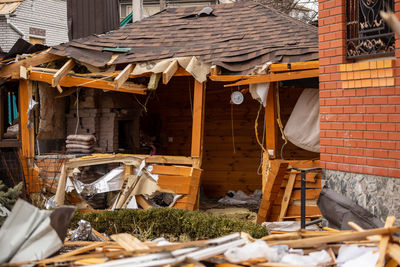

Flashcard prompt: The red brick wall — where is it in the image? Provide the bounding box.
[319,0,400,177]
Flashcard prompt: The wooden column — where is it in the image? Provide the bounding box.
[191,80,206,168]
[265,82,277,159]
[19,80,39,193]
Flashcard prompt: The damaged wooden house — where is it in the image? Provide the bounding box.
[0,1,321,221]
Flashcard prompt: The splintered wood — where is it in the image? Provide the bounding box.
[7,217,400,267]
[53,154,202,211]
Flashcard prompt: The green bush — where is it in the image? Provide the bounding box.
[70,208,268,241]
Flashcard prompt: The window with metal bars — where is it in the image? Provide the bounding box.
[346,0,395,59]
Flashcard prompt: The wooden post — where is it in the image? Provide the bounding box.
[0,89,3,140]
[265,82,277,159]
[19,80,39,193]
[191,80,205,168]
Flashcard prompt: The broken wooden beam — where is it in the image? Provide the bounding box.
[52,58,75,87]
[114,63,134,89]
[162,60,178,84]
[29,70,147,95]
[0,51,62,79]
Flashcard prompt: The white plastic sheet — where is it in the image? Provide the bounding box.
[336,245,379,267]
[224,240,286,263]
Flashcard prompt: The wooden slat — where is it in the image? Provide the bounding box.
[29,71,147,95]
[0,51,62,79]
[162,60,178,84]
[52,59,75,87]
[151,165,192,176]
[269,61,319,72]
[224,69,319,87]
[114,63,134,89]
[279,171,296,221]
[191,81,205,163]
[257,161,288,224]
[136,195,152,210]
[272,205,321,217]
[157,175,191,186]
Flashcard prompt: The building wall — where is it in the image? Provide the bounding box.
[1,0,68,52]
[319,0,400,219]
[0,17,20,51]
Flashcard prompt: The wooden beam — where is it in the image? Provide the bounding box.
[210,65,221,76]
[224,69,319,87]
[162,60,178,84]
[29,70,147,95]
[278,170,296,221]
[19,80,34,158]
[269,61,319,72]
[114,63,134,90]
[191,81,206,166]
[52,59,75,87]
[267,226,400,248]
[376,216,396,267]
[0,51,61,79]
[265,82,277,158]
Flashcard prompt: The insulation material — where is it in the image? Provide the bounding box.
[132,57,211,83]
[0,199,74,264]
[70,166,124,196]
[249,83,269,107]
[284,88,320,153]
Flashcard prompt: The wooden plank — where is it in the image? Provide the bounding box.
[52,59,75,87]
[184,168,202,210]
[376,216,396,267]
[257,161,288,224]
[162,60,178,84]
[224,69,319,87]
[191,80,205,165]
[136,195,152,209]
[269,61,319,72]
[151,165,192,176]
[54,164,67,206]
[29,71,147,95]
[279,171,296,221]
[0,90,3,140]
[0,51,62,79]
[272,205,321,217]
[110,233,149,252]
[267,226,400,248]
[157,182,191,195]
[157,175,191,186]
[388,244,400,266]
[265,83,277,158]
[114,63,134,89]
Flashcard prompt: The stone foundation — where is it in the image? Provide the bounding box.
[323,170,400,222]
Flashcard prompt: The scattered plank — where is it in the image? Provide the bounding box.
[114,63,134,89]
[163,60,178,84]
[111,233,149,252]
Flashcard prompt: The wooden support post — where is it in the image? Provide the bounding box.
[52,59,75,87]
[114,63,134,90]
[19,80,34,158]
[19,80,39,193]
[279,170,296,221]
[191,80,205,168]
[265,82,277,159]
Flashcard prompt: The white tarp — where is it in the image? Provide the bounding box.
[284,88,320,153]
[132,56,211,83]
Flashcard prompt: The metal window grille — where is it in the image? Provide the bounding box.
[346,0,395,58]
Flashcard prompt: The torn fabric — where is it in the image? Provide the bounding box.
[284,88,320,153]
[132,56,210,83]
[249,83,269,107]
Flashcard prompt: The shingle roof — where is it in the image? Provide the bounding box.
[50,1,318,74]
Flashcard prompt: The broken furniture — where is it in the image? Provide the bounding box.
[257,160,322,224]
[54,154,202,211]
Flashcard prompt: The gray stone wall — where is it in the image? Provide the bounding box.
[323,170,400,223]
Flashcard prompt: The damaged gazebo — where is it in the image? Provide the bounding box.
[0,1,321,218]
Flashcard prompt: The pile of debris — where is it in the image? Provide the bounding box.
[4,210,400,267]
